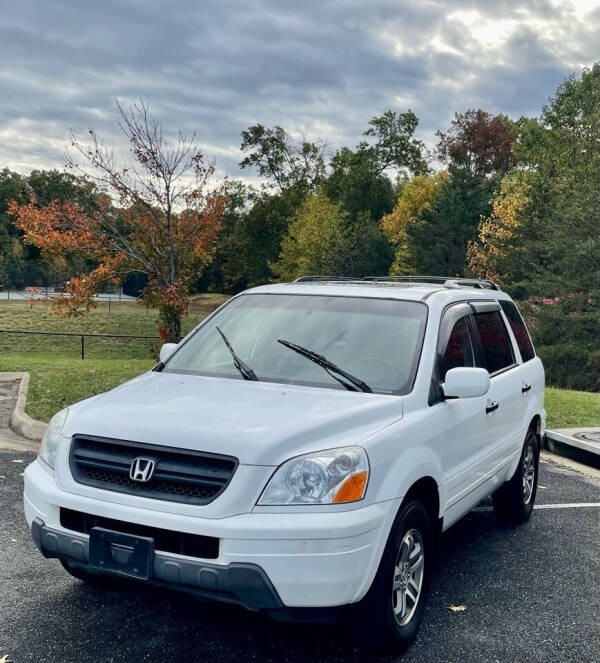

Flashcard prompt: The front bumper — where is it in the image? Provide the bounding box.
[25,458,397,609]
[31,517,282,610]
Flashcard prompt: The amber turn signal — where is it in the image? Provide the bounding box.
[332,470,368,503]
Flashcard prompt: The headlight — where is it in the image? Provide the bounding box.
[257,446,369,506]
[39,408,69,469]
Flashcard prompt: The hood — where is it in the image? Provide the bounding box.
[64,371,403,465]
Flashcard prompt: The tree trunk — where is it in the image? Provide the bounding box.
[161,305,182,343]
[168,312,182,343]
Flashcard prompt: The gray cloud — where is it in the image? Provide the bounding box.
[1,0,599,177]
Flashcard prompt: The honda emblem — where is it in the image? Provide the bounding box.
[129,457,156,482]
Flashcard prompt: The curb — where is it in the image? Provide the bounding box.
[2,372,47,442]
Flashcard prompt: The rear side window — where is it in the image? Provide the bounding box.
[474,311,515,374]
[499,300,535,362]
[442,317,475,379]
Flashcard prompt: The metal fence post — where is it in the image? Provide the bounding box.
[108,298,111,313]
[81,335,85,360]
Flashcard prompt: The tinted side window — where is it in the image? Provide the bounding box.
[500,300,535,362]
[442,317,475,379]
[474,311,514,374]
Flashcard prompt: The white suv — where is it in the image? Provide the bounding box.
[24,276,545,654]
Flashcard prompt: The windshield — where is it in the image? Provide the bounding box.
[164,293,428,395]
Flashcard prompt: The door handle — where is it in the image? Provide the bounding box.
[486,400,499,414]
[521,383,532,393]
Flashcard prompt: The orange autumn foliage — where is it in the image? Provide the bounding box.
[8,101,226,341]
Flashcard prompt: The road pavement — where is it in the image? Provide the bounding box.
[1,450,599,663]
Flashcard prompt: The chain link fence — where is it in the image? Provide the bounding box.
[1,329,158,360]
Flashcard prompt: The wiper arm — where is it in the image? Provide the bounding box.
[216,326,259,381]
[277,338,372,393]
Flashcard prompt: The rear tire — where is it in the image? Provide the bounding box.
[492,429,539,525]
[349,500,433,654]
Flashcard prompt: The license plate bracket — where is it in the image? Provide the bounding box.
[89,527,154,580]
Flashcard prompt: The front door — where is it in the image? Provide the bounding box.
[437,306,490,515]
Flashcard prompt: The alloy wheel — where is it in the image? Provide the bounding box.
[522,443,536,505]
[392,528,425,626]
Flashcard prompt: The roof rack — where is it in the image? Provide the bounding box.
[365,276,500,290]
[294,276,359,282]
[293,275,500,290]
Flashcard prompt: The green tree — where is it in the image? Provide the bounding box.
[469,65,600,390]
[325,147,395,222]
[322,109,428,277]
[382,171,449,274]
[239,124,326,191]
[408,169,497,276]
[337,211,394,277]
[272,190,346,281]
[0,169,28,287]
[221,187,304,291]
[359,110,427,175]
[384,109,516,278]
[197,180,252,293]
[467,171,551,296]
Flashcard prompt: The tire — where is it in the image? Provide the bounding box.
[348,500,433,654]
[492,429,539,525]
[60,559,117,586]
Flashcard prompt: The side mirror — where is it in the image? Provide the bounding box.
[159,342,178,364]
[443,367,490,399]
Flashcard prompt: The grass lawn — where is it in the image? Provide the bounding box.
[545,387,599,429]
[0,295,229,336]
[0,295,231,360]
[0,355,154,422]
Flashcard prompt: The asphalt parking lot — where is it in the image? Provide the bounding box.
[2,450,599,663]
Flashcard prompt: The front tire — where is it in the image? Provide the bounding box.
[60,559,117,586]
[349,500,433,654]
[492,429,539,525]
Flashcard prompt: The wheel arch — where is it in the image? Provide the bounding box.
[528,414,541,435]
[528,414,542,449]
[354,475,442,605]
[402,476,441,529]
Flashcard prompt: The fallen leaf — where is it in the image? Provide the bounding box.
[538,485,547,490]
[10,459,24,464]
[10,538,16,542]
[0,655,12,663]
[19,472,24,477]
[449,605,467,612]
[0,475,5,479]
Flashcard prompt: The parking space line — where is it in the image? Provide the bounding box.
[473,503,600,512]
[534,502,600,510]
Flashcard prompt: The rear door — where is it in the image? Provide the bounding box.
[470,303,524,472]
[499,300,544,425]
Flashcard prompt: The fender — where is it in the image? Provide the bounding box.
[364,410,447,517]
[351,412,447,602]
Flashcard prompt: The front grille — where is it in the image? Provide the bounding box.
[69,435,238,505]
[60,508,219,559]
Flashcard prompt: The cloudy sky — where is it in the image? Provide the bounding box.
[1,0,599,181]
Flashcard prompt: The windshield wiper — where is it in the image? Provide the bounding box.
[277,338,372,393]
[216,326,259,381]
